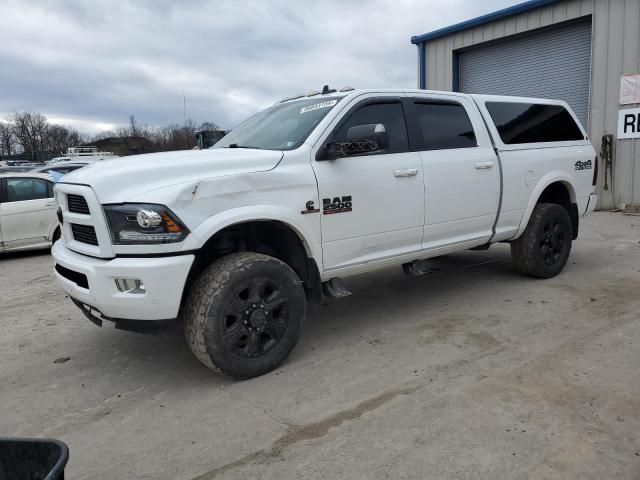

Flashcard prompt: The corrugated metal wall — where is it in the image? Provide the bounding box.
[420,0,640,209]
[459,18,592,128]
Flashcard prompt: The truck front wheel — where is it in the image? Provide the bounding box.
[511,203,573,278]
[183,252,306,379]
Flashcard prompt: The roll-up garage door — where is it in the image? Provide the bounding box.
[458,18,592,128]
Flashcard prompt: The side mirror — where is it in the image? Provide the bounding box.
[317,123,389,161]
[346,123,389,149]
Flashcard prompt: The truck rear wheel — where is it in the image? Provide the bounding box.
[183,252,306,379]
[511,203,572,278]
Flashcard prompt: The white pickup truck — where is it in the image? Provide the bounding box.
[52,87,598,378]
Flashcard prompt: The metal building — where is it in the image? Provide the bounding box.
[411,0,640,210]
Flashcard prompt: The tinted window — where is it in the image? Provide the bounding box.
[415,102,477,149]
[333,102,409,153]
[486,102,584,144]
[6,178,52,202]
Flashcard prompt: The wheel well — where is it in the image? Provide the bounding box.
[181,221,322,309]
[536,182,579,239]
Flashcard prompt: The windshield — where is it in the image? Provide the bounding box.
[214,96,343,151]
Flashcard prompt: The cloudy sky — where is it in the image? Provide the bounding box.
[0,0,517,134]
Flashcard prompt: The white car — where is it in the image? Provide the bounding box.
[0,173,60,253]
[53,87,597,378]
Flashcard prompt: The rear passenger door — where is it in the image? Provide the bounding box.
[410,94,500,249]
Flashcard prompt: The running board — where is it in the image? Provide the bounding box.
[469,244,491,251]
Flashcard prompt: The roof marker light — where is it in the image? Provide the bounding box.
[277,94,305,104]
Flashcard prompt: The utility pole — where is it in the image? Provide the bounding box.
[183,90,187,150]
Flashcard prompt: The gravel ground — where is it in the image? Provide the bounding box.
[1,211,639,479]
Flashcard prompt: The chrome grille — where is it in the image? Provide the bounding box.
[71,223,99,246]
[67,194,90,215]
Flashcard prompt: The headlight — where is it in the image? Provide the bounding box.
[103,204,189,244]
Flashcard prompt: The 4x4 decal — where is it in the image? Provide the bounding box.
[322,196,353,215]
[575,160,592,170]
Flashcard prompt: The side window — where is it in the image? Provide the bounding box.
[414,101,477,150]
[6,178,52,202]
[485,102,585,144]
[332,102,409,153]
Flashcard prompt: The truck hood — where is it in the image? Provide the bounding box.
[59,148,283,203]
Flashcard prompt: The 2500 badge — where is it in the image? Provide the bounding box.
[323,195,353,215]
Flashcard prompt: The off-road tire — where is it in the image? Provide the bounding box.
[511,203,573,278]
[183,252,306,379]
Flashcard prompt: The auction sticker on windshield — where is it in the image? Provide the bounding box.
[300,100,337,114]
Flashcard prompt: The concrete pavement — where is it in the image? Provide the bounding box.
[1,212,639,479]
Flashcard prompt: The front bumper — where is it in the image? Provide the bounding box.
[52,242,194,321]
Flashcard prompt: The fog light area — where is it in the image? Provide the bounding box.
[115,278,145,294]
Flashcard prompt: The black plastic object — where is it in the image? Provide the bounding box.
[0,438,69,480]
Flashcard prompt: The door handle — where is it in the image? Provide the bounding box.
[474,162,495,169]
[393,168,419,177]
[45,201,56,207]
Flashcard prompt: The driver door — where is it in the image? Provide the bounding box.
[312,96,424,271]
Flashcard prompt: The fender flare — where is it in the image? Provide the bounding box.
[514,172,577,239]
[181,205,322,266]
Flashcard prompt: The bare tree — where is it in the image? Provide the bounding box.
[27,112,48,153]
[44,124,83,152]
[0,121,15,155]
[3,111,88,159]
[44,124,67,152]
[9,111,48,154]
[3,110,219,158]
[92,130,116,140]
[89,118,221,154]
[199,121,221,131]
[9,111,32,153]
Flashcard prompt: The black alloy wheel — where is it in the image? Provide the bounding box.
[183,252,306,379]
[222,278,291,359]
[511,202,573,278]
[540,219,566,266]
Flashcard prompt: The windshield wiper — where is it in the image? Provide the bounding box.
[226,143,258,149]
